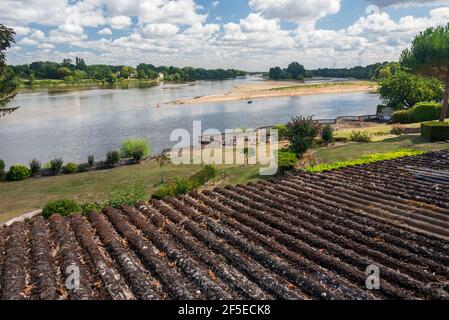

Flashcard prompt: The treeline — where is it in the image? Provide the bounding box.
[9,57,247,84]
[268,62,313,80]
[311,62,394,80]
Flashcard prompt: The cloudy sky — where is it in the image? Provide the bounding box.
[3,0,449,71]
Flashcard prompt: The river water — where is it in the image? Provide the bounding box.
[0,76,380,166]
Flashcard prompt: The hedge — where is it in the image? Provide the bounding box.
[421,122,449,141]
[392,102,446,124]
[306,149,424,173]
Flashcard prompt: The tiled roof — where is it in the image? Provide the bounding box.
[1,151,449,300]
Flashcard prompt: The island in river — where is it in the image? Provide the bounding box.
[170,80,378,105]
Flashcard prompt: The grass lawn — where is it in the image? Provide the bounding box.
[0,160,256,223]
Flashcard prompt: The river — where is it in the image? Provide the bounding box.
[0,76,380,166]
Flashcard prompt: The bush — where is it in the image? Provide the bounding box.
[277,151,298,173]
[29,159,41,177]
[88,155,95,168]
[273,124,289,140]
[50,158,64,175]
[190,165,218,187]
[0,159,5,181]
[392,102,446,124]
[42,199,81,219]
[106,185,148,208]
[153,165,218,200]
[77,163,90,173]
[6,165,31,181]
[153,178,195,200]
[391,110,414,124]
[81,202,103,215]
[412,102,444,122]
[106,150,120,167]
[286,116,321,155]
[120,139,151,163]
[321,124,334,145]
[306,149,424,173]
[349,131,372,143]
[421,122,449,141]
[64,162,78,174]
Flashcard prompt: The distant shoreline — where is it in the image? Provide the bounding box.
[170,80,378,105]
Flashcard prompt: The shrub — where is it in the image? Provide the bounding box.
[391,110,414,124]
[0,159,5,181]
[306,149,424,173]
[6,165,31,181]
[153,178,195,200]
[421,122,449,141]
[106,185,148,208]
[29,159,41,177]
[81,202,103,215]
[412,102,444,122]
[190,165,218,187]
[321,124,334,145]
[392,102,446,124]
[50,158,64,175]
[286,116,321,155]
[120,139,151,163]
[349,131,372,143]
[77,163,90,173]
[106,150,120,167]
[64,162,78,174]
[88,155,95,168]
[277,151,298,173]
[42,199,81,219]
[273,124,289,140]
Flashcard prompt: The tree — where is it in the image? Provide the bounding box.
[75,57,87,71]
[287,62,306,80]
[269,67,283,80]
[0,24,18,117]
[378,71,443,108]
[401,24,449,122]
[286,116,321,156]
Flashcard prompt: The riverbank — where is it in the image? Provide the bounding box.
[170,80,378,105]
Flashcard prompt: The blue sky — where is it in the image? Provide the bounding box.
[3,0,449,70]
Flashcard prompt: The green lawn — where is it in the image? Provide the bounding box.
[0,161,254,223]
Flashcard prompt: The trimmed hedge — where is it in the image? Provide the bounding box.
[42,199,81,218]
[392,102,446,124]
[6,165,31,181]
[421,122,449,141]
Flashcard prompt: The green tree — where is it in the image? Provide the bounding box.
[0,24,18,117]
[378,71,443,108]
[401,24,449,122]
[287,62,307,80]
[286,116,321,156]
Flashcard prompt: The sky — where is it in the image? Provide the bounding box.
[3,0,449,71]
